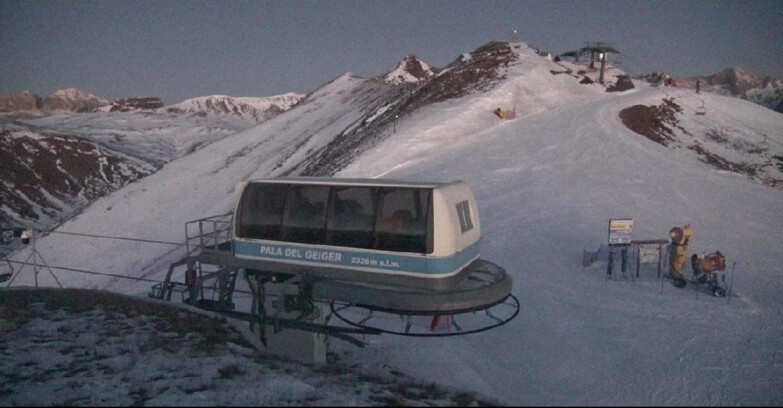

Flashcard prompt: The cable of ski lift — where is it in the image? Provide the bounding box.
[44,230,185,246]
[2,258,256,297]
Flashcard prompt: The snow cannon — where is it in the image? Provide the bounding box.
[668,224,693,281]
[692,251,726,275]
[690,251,729,297]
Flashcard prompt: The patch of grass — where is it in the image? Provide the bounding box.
[368,393,405,406]
[140,334,176,353]
[128,386,149,407]
[705,129,729,144]
[183,383,216,394]
[0,304,34,328]
[388,382,449,401]
[59,345,88,355]
[216,364,244,379]
[453,392,479,406]
[61,396,91,407]
[312,363,353,376]
[97,364,118,375]
[197,325,232,352]
[63,365,91,377]
[688,144,758,176]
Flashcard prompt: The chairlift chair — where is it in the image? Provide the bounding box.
[696,100,706,115]
[0,258,13,283]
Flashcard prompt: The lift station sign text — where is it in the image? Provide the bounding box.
[259,244,342,262]
[257,243,401,269]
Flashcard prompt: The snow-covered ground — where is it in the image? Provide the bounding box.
[18,110,258,165]
[3,43,783,405]
[1,287,496,406]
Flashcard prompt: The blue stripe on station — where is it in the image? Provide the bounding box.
[233,239,479,276]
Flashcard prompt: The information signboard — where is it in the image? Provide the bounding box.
[608,219,634,245]
[639,246,660,264]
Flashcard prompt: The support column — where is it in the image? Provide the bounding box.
[263,278,326,364]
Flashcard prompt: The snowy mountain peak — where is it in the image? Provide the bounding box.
[162,93,304,123]
[0,91,43,114]
[384,55,436,84]
[667,67,783,113]
[47,87,108,104]
[44,88,109,112]
[706,67,772,94]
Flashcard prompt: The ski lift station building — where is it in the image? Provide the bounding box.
[154,177,517,363]
[232,178,483,291]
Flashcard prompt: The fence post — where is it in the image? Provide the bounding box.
[727,262,736,303]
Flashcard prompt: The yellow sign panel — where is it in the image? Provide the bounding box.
[608,218,634,245]
[609,219,634,231]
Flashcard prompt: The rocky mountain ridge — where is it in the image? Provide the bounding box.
[0,88,109,117]
[637,67,783,113]
[0,89,306,122]
[162,93,304,123]
[383,55,437,84]
[0,118,159,228]
[0,90,304,229]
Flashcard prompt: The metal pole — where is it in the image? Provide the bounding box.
[34,250,63,288]
[32,230,38,287]
[636,245,641,278]
[727,262,736,303]
[185,222,190,259]
[199,221,204,252]
[5,250,36,287]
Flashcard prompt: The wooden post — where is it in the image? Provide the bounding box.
[636,245,641,278]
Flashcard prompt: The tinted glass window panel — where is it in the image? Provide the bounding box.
[282,185,329,244]
[236,183,287,240]
[326,187,377,249]
[376,188,430,253]
[456,200,473,233]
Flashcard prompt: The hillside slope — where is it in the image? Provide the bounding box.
[337,64,783,405]
[0,94,302,231]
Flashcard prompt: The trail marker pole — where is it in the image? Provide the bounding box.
[727,262,736,304]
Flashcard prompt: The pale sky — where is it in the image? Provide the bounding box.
[2,0,781,104]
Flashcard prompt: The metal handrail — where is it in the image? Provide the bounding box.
[185,212,234,258]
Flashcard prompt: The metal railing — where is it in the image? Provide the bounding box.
[185,212,234,258]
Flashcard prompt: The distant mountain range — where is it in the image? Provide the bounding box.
[0,88,108,117]
[0,90,305,229]
[161,93,304,123]
[0,88,305,123]
[637,67,783,113]
[2,50,779,233]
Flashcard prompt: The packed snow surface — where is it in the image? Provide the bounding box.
[4,43,783,405]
